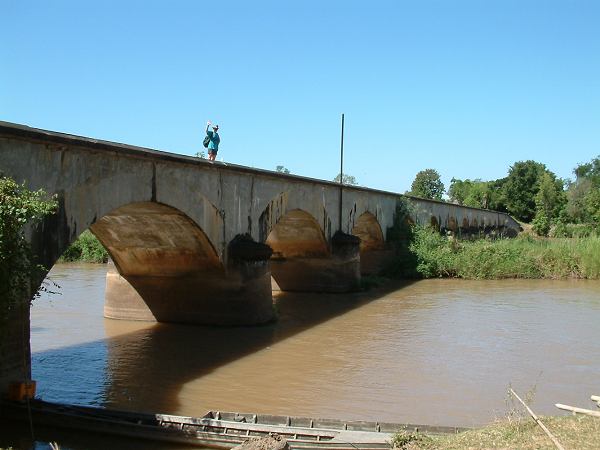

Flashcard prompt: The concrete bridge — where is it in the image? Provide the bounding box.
[0,121,520,393]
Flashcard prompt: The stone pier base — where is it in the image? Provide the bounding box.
[270,231,361,293]
[105,236,275,326]
[0,301,31,397]
[360,249,395,275]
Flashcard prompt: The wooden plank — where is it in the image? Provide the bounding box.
[556,403,600,417]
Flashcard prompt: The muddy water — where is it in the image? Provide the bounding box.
[21,263,600,445]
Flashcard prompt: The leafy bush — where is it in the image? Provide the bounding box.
[386,224,600,280]
[60,230,109,263]
[408,226,457,277]
[0,176,57,322]
[531,213,550,236]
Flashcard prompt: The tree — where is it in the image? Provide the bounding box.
[448,178,492,208]
[409,169,444,200]
[0,176,57,323]
[486,177,508,212]
[276,165,290,174]
[332,173,358,185]
[447,178,472,205]
[534,172,566,221]
[502,160,547,222]
[566,156,600,224]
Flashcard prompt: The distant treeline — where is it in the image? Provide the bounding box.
[60,230,109,263]
[408,155,600,237]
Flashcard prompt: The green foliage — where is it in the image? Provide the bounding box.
[390,428,432,449]
[409,169,444,200]
[388,224,600,280]
[503,160,548,222]
[486,177,509,212]
[565,155,600,224]
[535,172,566,218]
[276,165,290,174]
[0,176,57,322]
[408,226,457,277]
[382,200,420,278]
[415,416,600,450]
[532,212,551,237]
[453,237,541,279]
[573,154,600,183]
[332,173,358,185]
[447,178,471,205]
[448,178,507,209]
[60,230,109,263]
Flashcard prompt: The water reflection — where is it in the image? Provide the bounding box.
[31,264,600,433]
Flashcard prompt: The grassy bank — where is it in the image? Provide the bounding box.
[60,230,108,263]
[393,415,600,449]
[395,227,600,280]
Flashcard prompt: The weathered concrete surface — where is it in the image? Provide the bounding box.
[0,120,520,312]
[0,301,31,394]
[0,121,521,394]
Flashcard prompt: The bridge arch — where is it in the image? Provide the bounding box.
[91,202,222,278]
[266,209,329,259]
[264,208,360,292]
[351,212,385,252]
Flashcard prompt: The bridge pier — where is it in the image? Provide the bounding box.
[0,300,31,397]
[105,236,275,326]
[270,231,361,293]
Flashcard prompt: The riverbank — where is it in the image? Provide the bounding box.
[393,415,600,449]
[391,227,600,280]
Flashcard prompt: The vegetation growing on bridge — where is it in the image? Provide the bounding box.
[0,176,57,324]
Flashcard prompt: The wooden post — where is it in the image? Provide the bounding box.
[509,389,565,450]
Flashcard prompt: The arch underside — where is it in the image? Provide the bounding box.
[91,202,221,277]
[352,212,385,252]
[352,212,391,275]
[266,209,361,292]
[92,202,273,325]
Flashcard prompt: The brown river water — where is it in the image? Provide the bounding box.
[5,263,600,449]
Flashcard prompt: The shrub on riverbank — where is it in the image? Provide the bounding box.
[393,226,600,280]
[397,415,600,449]
[0,176,57,323]
[60,230,108,263]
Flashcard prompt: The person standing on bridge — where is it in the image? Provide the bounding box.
[205,121,220,161]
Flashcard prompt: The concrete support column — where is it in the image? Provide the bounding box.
[271,231,361,293]
[104,237,275,326]
[0,300,31,397]
[360,249,395,275]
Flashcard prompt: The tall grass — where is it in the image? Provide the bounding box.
[401,227,600,280]
[59,230,109,263]
[401,415,600,450]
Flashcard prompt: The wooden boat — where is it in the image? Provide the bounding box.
[0,399,467,449]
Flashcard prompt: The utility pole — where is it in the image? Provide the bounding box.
[338,113,344,231]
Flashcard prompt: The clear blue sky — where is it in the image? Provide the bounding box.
[2,0,599,194]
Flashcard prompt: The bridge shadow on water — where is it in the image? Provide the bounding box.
[32,280,418,416]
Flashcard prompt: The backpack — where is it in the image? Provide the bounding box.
[203,135,210,148]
